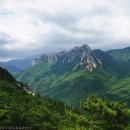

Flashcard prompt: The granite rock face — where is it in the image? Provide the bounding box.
[80,45,102,72]
[32,44,102,72]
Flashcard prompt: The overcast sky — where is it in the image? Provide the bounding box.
[0,0,130,61]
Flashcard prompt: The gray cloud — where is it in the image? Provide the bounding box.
[0,33,14,45]
[0,0,130,61]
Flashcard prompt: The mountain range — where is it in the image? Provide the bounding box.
[1,61,130,129]
[0,54,41,73]
[15,44,130,107]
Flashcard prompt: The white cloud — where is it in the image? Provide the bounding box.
[0,0,130,60]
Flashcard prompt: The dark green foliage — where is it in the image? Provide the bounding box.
[1,67,130,129]
[0,67,75,129]
[0,67,16,82]
[64,94,130,130]
[0,79,76,130]
[80,93,130,130]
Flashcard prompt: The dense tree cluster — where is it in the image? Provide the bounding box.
[0,67,130,130]
[65,94,130,130]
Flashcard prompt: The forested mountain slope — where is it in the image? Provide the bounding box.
[16,45,130,107]
[0,66,130,129]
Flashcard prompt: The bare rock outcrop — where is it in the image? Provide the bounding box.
[32,44,102,72]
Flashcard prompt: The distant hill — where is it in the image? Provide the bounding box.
[0,55,40,73]
[16,44,130,107]
[108,47,130,62]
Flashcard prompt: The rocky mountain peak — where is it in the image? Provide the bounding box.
[72,44,102,72]
[80,44,90,50]
[32,44,102,72]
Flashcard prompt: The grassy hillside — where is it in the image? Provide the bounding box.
[108,47,130,62]
[106,77,130,104]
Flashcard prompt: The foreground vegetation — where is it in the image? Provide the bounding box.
[0,66,130,129]
[0,80,130,129]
